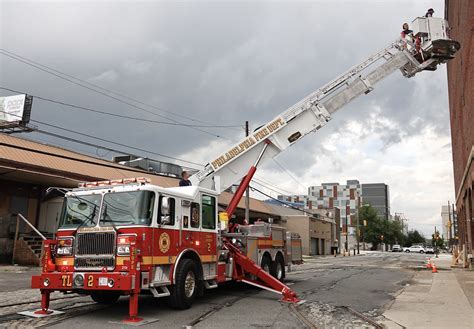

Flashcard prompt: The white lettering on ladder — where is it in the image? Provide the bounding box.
[211,117,284,170]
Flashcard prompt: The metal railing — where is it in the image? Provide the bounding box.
[12,213,47,265]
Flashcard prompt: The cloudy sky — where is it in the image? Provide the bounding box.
[1,0,454,236]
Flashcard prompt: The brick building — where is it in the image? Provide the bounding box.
[445,1,474,254]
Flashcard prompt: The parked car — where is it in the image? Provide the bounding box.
[392,244,402,252]
[425,246,435,254]
[403,245,425,253]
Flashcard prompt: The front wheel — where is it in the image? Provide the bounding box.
[169,259,198,310]
[261,254,272,274]
[420,250,424,254]
[90,291,120,304]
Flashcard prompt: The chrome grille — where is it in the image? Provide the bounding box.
[75,232,116,271]
[76,232,115,255]
[75,257,115,269]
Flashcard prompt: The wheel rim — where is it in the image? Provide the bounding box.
[276,262,283,280]
[184,271,195,298]
[263,264,270,273]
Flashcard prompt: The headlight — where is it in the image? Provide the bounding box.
[107,278,115,288]
[117,245,130,255]
[57,246,73,255]
[117,235,131,256]
[57,237,74,256]
[43,278,50,287]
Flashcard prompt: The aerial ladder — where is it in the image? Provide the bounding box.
[191,16,460,300]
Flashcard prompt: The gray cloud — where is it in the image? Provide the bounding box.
[1,0,447,172]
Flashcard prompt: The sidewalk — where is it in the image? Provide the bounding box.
[381,255,474,328]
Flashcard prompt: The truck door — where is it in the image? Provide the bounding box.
[153,195,177,264]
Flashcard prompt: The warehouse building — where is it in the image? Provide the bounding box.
[267,204,339,256]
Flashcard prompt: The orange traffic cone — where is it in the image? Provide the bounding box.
[426,258,432,269]
[432,262,438,273]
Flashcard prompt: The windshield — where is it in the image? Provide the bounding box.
[59,194,101,229]
[100,191,155,226]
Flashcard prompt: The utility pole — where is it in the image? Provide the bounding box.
[245,121,250,225]
[448,200,452,247]
[345,213,348,252]
[452,203,457,245]
[356,213,360,254]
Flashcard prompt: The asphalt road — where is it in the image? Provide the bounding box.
[0,251,430,328]
[0,267,40,293]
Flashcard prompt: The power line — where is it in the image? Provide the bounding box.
[0,110,203,168]
[272,158,308,191]
[0,49,237,140]
[0,86,242,128]
[252,178,295,197]
[254,175,295,196]
[0,48,240,129]
[249,185,334,221]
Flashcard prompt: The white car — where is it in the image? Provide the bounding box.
[403,245,425,253]
[425,246,435,254]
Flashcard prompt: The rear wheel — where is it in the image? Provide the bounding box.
[271,254,285,281]
[169,259,198,309]
[90,291,120,305]
[420,250,424,254]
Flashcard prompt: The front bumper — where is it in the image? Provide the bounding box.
[32,272,135,291]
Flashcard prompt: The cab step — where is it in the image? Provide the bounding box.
[150,285,170,298]
[204,280,218,289]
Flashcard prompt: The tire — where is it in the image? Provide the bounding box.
[271,254,286,281]
[420,250,424,254]
[405,250,410,253]
[90,291,120,305]
[169,259,198,310]
[261,254,272,274]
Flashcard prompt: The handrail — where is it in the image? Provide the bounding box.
[12,213,47,265]
[17,213,47,240]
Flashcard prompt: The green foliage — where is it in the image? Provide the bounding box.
[359,204,411,250]
[404,230,426,247]
[431,230,444,248]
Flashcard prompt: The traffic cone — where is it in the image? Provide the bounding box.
[426,258,432,269]
[432,262,438,273]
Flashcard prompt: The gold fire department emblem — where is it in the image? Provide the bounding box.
[159,232,171,253]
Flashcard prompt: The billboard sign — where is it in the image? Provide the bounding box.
[0,94,27,123]
[0,94,33,130]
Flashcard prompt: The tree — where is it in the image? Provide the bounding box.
[359,204,385,250]
[432,230,444,249]
[359,204,406,250]
[404,230,425,247]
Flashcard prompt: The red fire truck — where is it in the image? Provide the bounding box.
[32,16,459,323]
